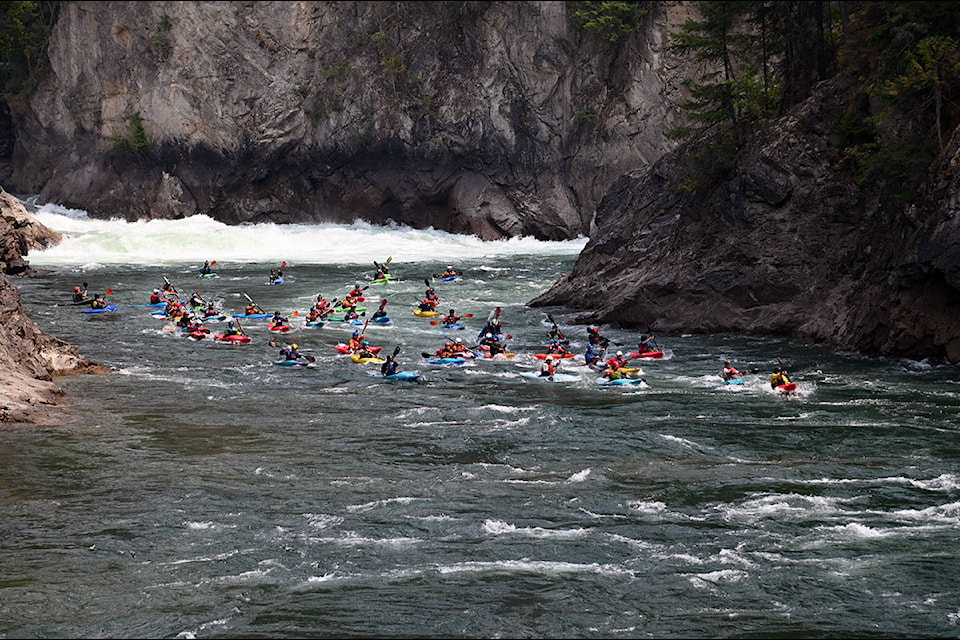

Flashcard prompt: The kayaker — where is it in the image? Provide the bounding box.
[442,309,461,325]
[280,343,302,361]
[245,302,264,315]
[149,288,163,304]
[606,351,629,370]
[306,307,322,322]
[315,295,330,310]
[269,268,283,284]
[371,302,388,321]
[348,283,365,298]
[602,361,624,380]
[199,260,213,275]
[347,331,366,352]
[539,356,557,379]
[270,311,288,326]
[479,332,504,357]
[548,323,566,343]
[343,306,361,321]
[722,362,743,381]
[381,354,400,377]
[637,334,658,353]
[424,286,439,306]
[440,266,461,278]
[374,260,391,279]
[72,283,88,303]
[202,302,219,318]
[585,343,605,369]
[222,321,243,337]
[770,367,791,389]
[587,326,610,348]
[444,338,470,358]
[188,290,205,309]
[90,293,107,309]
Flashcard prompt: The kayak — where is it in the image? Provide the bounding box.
[303,321,325,328]
[413,308,441,318]
[131,302,167,308]
[369,371,421,381]
[82,305,118,314]
[269,277,285,285]
[186,331,208,340]
[776,382,797,393]
[198,273,219,279]
[723,377,745,385]
[268,323,291,332]
[334,344,382,355]
[427,357,467,366]
[385,371,420,381]
[441,276,462,283]
[333,306,367,314]
[370,276,393,285]
[200,314,227,322]
[521,372,581,382]
[351,354,384,364]
[273,359,314,367]
[440,323,464,330]
[596,377,645,386]
[628,350,664,359]
[533,352,576,360]
[233,313,272,319]
[371,316,392,325]
[214,334,251,343]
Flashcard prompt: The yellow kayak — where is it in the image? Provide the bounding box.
[351,354,385,364]
[413,308,440,318]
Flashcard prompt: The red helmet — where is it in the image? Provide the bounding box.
[74,286,80,291]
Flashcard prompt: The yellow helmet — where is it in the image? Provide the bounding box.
[292,343,298,349]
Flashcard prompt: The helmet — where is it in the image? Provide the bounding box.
[546,356,553,362]
[352,331,360,337]
[447,265,453,269]
[456,338,462,343]
[292,343,298,349]
[74,286,80,291]
[640,335,648,341]
[154,288,160,293]
[449,309,455,315]
[617,351,623,357]
[486,333,493,338]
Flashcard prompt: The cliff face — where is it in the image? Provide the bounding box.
[0,188,111,424]
[6,1,696,240]
[530,73,960,362]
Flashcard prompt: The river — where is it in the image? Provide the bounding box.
[2,200,959,638]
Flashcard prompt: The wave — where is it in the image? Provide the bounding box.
[21,197,588,266]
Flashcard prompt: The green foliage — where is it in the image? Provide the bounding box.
[149,14,173,62]
[0,0,56,102]
[570,1,648,43]
[674,132,739,193]
[848,137,935,203]
[112,112,151,154]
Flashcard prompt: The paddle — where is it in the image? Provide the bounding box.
[104,288,115,297]
[440,330,482,358]
[242,291,263,313]
[234,315,246,336]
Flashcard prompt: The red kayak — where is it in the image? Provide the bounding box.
[269,323,291,332]
[628,350,664,359]
[776,382,797,393]
[214,334,251,343]
[334,344,382,354]
[533,352,576,360]
[187,331,207,340]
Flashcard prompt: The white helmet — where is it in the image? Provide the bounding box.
[455,338,463,343]
[546,356,553,362]
[486,332,493,338]
[617,351,623,357]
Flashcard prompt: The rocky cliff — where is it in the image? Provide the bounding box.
[0,188,111,424]
[531,72,960,363]
[6,1,695,240]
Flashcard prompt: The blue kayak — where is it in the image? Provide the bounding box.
[82,305,118,314]
[131,302,167,308]
[370,371,421,381]
[371,316,392,324]
[427,357,467,366]
[441,323,464,330]
[273,359,314,367]
[522,372,581,383]
[269,277,285,285]
[441,276,461,282]
[722,377,745,385]
[596,377,645,386]
[232,313,272,319]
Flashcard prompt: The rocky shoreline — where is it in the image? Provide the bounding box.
[0,188,111,424]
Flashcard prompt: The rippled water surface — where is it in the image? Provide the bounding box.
[2,205,959,638]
